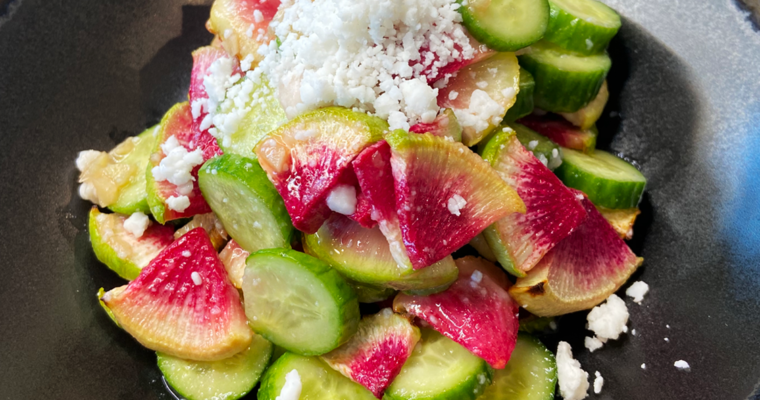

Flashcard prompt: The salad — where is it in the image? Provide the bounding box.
[76,0,654,398]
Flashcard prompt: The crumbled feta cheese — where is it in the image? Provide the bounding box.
[641,363,646,370]
[470,270,483,283]
[527,140,538,150]
[447,194,467,216]
[556,342,589,400]
[76,150,103,172]
[453,90,505,134]
[631,328,637,336]
[664,337,670,342]
[448,90,459,100]
[537,153,549,166]
[78,182,100,204]
[253,0,473,128]
[586,38,594,50]
[476,81,488,89]
[182,250,192,257]
[253,9,264,23]
[123,212,150,238]
[166,195,191,212]
[191,271,203,286]
[293,129,318,141]
[584,336,604,353]
[223,29,233,39]
[151,136,204,195]
[276,369,302,400]
[593,371,604,394]
[626,281,650,304]
[587,294,629,342]
[674,360,690,371]
[326,185,357,215]
[240,54,255,72]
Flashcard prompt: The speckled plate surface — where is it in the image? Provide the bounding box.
[0,0,759,399]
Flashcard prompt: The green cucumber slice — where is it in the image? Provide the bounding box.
[518,41,610,113]
[460,0,549,52]
[509,122,563,170]
[545,0,621,55]
[384,328,492,400]
[108,126,158,215]
[198,154,294,254]
[478,334,557,400]
[348,280,397,303]
[559,80,609,130]
[303,214,458,294]
[158,334,273,400]
[218,77,287,158]
[258,353,376,400]
[555,148,646,209]
[242,249,360,355]
[504,68,536,123]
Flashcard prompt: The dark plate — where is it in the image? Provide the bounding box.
[1,0,759,399]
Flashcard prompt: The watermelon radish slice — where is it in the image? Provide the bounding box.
[173,212,229,251]
[351,141,411,269]
[480,130,587,277]
[393,257,520,369]
[409,109,463,142]
[509,192,643,317]
[454,255,511,291]
[415,33,496,85]
[349,188,378,229]
[255,107,387,233]
[146,103,214,224]
[101,228,252,361]
[437,52,521,146]
[321,309,421,398]
[386,130,525,269]
[208,0,280,63]
[517,114,598,154]
[218,239,249,289]
[89,208,174,281]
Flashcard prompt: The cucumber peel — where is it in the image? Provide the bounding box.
[460,0,549,52]
[545,0,621,55]
[478,334,557,400]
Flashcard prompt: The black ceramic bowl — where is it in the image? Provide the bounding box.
[1,0,759,399]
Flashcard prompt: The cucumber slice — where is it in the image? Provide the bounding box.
[242,249,360,355]
[478,334,557,400]
[303,214,458,294]
[158,333,273,400]
[218,77,287,158]
[545,0,621,55]
[384,328,492,400]
[108,126,158,215]
[509,122,563,170]
[559,80,609,130]
[555,148,646,209]
[503,68,535,123]
[258,353,376,400]
[347,280,397,303]
[518,41,610,113]
[460,0,549,52]
[198,154,294,254]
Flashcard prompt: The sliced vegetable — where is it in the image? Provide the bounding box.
[554,148,646,209]
[559,80,609,129]
[97,288,120,327]
[109,127,158,214]
[242,249,360,355]
[503,67,536,122]
[254,107,387,233]
[173,213,228,250]
[208,0,280,63]
[544,0,621,55]
[348,281,397,303]
[518,114,597,153]
[460,0,549,52]
[321,309,421,398]
[480,130,587,276]
[218,239,249,289]
[478,334,557,400]
[438,52,521,146]
[384,329,492,400]
[409,109,463,142]
[509,193,642,316]
[198,154,294,254]
[158,333,273,400]
[89,208,174,280]
[518,40,610,113]
[258,353,376,400]
[101,228,252,361]
[468,233,497,263]
[386,130,525,269]
[597,205,641,240]
[509,122,563,169]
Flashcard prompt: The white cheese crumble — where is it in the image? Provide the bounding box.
[75,150,103,172]
[470,270,483,283]
[123,212,150,238]
[641,363,646,370]
[326,185,357,215]
[448,90,459,100]
[276,369,302,400]
[166,195,191,213]
[626,281,650,304]
[674,360,690,371]
[182,250,192,257]
[527,140,538,150]
[253,0,474,130]
[587,294,629,348]
[453,90,504,134]
[151,136,204,196]
[584,336,604,353]
[594,371,604,394]
[556,341,589,400]
[447,194,467,216]
[191,271,203,286]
